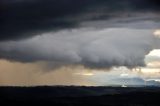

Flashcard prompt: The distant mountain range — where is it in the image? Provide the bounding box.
[107,77,160,87]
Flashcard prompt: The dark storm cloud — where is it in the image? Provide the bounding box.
[0,0,160,40]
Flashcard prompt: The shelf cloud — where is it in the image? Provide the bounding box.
[0,0,160,69]
[0,28,159,68]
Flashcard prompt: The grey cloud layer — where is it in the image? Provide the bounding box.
[1,0,160,68]
[0,28,158,68]
[1,0,160,40]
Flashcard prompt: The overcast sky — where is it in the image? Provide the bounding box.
[0,0,160,86]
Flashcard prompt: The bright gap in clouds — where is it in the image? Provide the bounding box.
[154,30,160,38]
[145,49,160,68]
[147,49,160,57]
